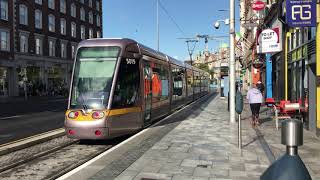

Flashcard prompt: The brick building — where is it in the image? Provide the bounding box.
[0,0,102,98]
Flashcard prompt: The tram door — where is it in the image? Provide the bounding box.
[143,62,152,125]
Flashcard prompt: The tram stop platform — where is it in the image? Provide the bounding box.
[59,93,320,180]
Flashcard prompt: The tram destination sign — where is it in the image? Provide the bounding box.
[286,0,316,27]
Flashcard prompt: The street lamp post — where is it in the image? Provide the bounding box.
[229,0,236,123]
[213,1,236,124]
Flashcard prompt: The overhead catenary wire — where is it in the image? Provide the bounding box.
[158,0,186,37]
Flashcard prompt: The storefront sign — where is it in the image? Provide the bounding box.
[252,1,265,11]
[252,58,264,69]
[257,28,282,54]
[286,0,316,27]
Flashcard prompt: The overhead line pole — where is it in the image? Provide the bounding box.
[157,0,159,51]
[229,0,236,123]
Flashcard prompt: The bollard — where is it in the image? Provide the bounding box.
[260,119,311,180]
[281,119,303,156]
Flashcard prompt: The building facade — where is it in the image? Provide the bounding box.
[239,0,319,136]
[0,0,102,98]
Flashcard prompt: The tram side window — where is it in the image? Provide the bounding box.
[187,70,193,96]
[172,66,184,99]
[112,58,140,108]
[152,63,169,102]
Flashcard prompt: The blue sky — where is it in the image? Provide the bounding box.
[103,0,240,61]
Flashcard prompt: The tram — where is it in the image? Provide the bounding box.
[65,38,210,139]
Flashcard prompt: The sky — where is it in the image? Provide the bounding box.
[103,0,240,61]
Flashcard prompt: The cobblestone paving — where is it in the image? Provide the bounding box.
[115,96,271,180]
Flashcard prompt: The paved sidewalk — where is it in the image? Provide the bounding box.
[249,105,320,179]
[115,96,271,180]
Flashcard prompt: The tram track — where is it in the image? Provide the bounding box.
[0,134,128,180]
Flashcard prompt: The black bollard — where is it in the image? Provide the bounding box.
[260,119,311,180]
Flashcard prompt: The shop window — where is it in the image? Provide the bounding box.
[151,63,169,102]
[0,67,8,96]
[112,58,140,108]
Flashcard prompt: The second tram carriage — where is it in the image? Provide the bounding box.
[65,38,210,139]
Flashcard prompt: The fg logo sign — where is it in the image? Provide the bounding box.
[286,0,316,27]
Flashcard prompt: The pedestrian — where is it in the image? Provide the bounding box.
[256,81,265,94]
[247,83,263,127]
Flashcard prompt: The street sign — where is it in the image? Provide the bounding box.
[252,58,264,69]
[286,0,316,27]
[257,28,282,54]
[252,1,265,11]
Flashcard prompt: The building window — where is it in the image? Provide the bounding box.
[0,0,8,21]
[20,34,28,53]
[48,0,54,9]
[96,1,100,11]
[96,31,101,38]
[0,29,9,51]
[89,28,93,39]
[60,18,66,35]
[35,37,42,55]
[19,4,28,25]
[80,25,85,39]
[96,14,100,27]
[60,0,66,13]
[80,8,85,21]
[80,0,84,4]
[48,14,55,32]
[89,11,93,24]
[71,44,76,58]
[48,39,56,56]
[71,22,76,38]
[35,10,42,29]
[35,0,42,5]
[89,0,92,7]
[60,41,66,58]
[71,3,76,17]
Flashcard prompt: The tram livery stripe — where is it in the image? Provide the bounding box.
[109,107,141,116]
[66,107,142,121]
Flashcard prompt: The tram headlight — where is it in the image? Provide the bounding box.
[92,111,105,119]
[68,111,79,119]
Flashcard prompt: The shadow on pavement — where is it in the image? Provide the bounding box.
[154,92,218,127]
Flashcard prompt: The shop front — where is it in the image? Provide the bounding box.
[0,67,8,97]
[287,27,316,131]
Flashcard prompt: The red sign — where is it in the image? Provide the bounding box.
[252,1,265,11]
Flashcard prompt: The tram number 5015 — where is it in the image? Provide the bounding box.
[126,58,136,65]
